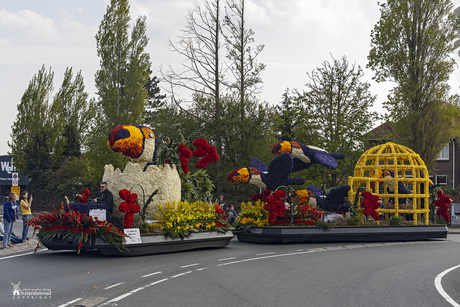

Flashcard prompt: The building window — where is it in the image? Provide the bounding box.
[436,175,447,186]
[437,144,449,160]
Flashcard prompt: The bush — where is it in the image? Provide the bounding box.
[347,215,361,226]
[389,215,403,225]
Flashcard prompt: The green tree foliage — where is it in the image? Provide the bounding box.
[9,66,95,209]
[367,0,460,171]
[88,0,152,180]
[55,68,96,157]
[293,55,379,188]
[144,72,166,121]
[276,89,297,142]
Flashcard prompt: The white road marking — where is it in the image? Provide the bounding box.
[100,279,169,306]
[180,263,199,268]
[218,257,236,261]
[104,282,125,289]
[256,252,275,256]
[434,264,460,307]
[196,267,208,271]
[141,271,162,277]
[171,271,192,278]
[57,298,83,307]
[218,250,318,267]
[0,248,48,260]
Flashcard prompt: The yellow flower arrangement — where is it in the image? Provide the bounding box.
[235,201,269,228]
[153,201,227,238]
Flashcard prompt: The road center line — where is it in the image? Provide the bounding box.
[104,282,125,289]
[142,271,162,277]
[217,250,318,267]
[100,279,169,306]
[218,257,236,261]
[57,298,83,307]
[256,252,275,256]
[434,264,460,307]
[171,271,192,278]
[180,263,199,268]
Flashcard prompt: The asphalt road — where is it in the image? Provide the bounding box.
[1,235,460,307]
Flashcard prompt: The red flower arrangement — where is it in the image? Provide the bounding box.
[263,190,287,225]
[361,190,380,221]
[78,188,90,203]
[192,138,219,168]
[434,190,452,222]
[27,203,127,254]
[118,189,141,228]
[252,189,271,202]
[251,189,323,226]
[214,205,227,227]
[178,143,192,173]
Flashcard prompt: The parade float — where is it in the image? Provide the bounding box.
[229,141,448,243]
[29,125,233,256]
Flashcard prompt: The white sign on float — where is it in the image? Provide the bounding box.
[89,209,106,222]
[124,228,142,244]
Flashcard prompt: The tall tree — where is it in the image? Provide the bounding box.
[55,68,96,157]
[9,66,63,181]
[367,0,460,171]
[163,0,225,192]
[89,0,151,179]
[294,55,378,188]
[222,0,266,119]
[9,65,94,207]
[144,71,166,121]
[276,88,297,142]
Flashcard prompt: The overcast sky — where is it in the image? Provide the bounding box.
[1,0,459,156]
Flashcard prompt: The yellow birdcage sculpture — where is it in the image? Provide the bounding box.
[347,142,430,225]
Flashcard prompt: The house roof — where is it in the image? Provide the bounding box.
[364,121,395,141]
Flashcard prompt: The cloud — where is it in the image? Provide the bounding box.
[0,8,59,41]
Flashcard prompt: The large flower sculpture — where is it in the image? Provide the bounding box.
[192,138,219,168]
[361,190,380,221]
[78,188,90,203]
[263,190,287,225]
[178,143,193,173]
[434,190,452,222]
[118,189,141,228]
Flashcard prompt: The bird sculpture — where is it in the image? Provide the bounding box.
[370,169,411,205]
[107,125,157,170]
[307,184,351,212]
[228,152,305,191]
[271,141,345,172]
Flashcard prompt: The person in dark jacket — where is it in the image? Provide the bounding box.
[94,182,114,222]
[3,192,19,249]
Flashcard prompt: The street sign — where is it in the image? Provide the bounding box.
[11,186,20,196]
[12,172,18,186]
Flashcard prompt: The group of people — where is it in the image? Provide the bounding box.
[216,195,238,224]
[2,190,32,249]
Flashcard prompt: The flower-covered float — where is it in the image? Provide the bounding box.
[30,126,233,256]
[228,141,448,243]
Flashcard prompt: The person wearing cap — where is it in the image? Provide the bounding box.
[3,192,19,249]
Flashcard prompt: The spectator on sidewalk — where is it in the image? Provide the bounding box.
[3,192,19,249]
[0,215,22,245]
[20,191,32,244]
[227,205,238,224]
[216,195,227,212]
